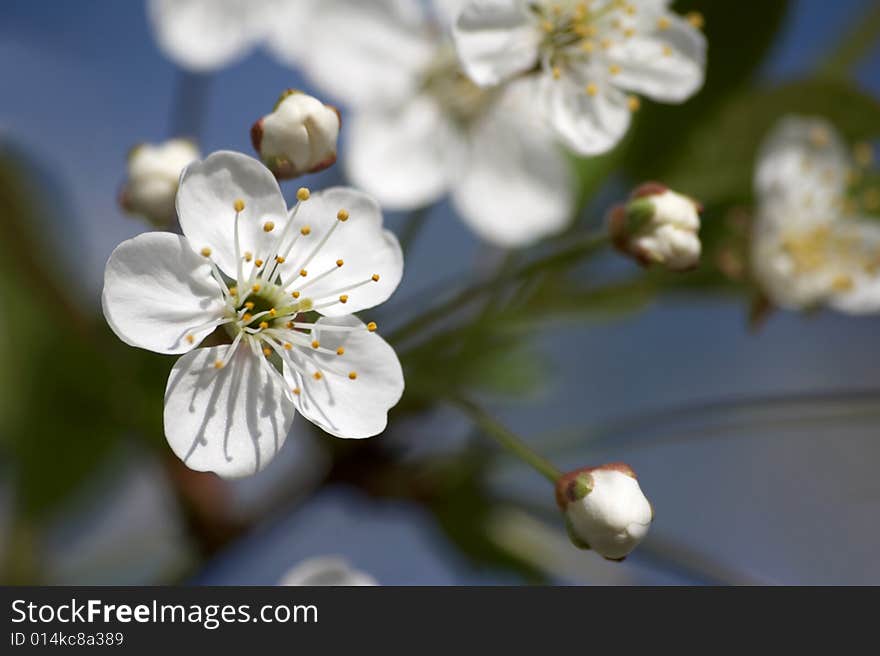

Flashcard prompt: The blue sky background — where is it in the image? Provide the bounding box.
[2,0,879,584]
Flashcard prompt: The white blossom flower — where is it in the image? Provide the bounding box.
[751,117,880,314]
[103,151,405,478]
[279,556,378,586]
[147,0,290,71]
[271,0,574,248]
[251,90,340,180]
[452,0,707,155]
[120,139,200,227]
[607,182,701,271]
[555,463,653,561]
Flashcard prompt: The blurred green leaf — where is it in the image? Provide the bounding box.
[663,80,880,205]
[622,0,790,181]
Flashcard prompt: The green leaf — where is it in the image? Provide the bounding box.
[663,79,880,205]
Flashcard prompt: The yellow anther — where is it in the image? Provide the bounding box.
[311,340,320,349]
[600,38,612,50]
[214,360,225,370]
[367,322,377,332]
[623,28,635,38]
[292,291,301,299]
[627,95,641,111]
[263,347,272,356]
[252,284,261,293]
[348,372,358,380]
[297,187,311,201]
[275,256,286,264]
[313,371,323,380]
[336,259,344,267]
[200,247,212,257]
[686,12,704,29]
[263,221,275,232]
[541,20,554,33]
[552,66,562,80]
[336,347,345,356]
[581,40,595,53]
[245,302,255,310]
[657,16,670,30]
[662,45,673,57]
[371,273,380,282]
[624,4,636,15]
[234,199,245,212]
[809,126,830,147]
[186,334,195,344]
[242,313,253,322]
[832,274,854,292]
[300,269,308,277]
[255,259,264,268]
[586,83,598,97]
[229,287,238,297]
[854,142,874,167]
[575,24,597,38]
[339,294,349,303]
[286,321,294,329]
[300,225,311,235]
[259,321,269,330]
[284,342,293,350]
[337,209,350,222]
[609,64,621,75]
[298,298,314,311]
[269,308,277,316]
[244,251,253,262]
[292,387,301,395]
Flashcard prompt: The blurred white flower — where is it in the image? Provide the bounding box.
[251,90,340,180]
[147,0,291,71]
[120,139,199,227]
[555,463,653,561]
[279,556,378,586]
[452,0,706,155]
[103,151,404,478]
[751,117,880,314]
[273,0,574,248]
[608,182,701,271]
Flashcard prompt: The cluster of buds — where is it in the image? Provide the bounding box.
[119,138,199,227]
[555,463,653,561]
[608,183,703,272]
[251,90,341,180]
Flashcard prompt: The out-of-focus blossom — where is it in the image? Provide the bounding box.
[555,462,653,561]
[274,0,574,248]
[452,0,706,155]
[751,117,880,314]
[251,90,340,180]
[103,152,404,478]
[607,182,701,271]
[119,139,199,227]
[279,556,378,586]
[147,0,291,72]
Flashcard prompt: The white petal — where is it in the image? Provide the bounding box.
[755,116,851,219]
[605,12,706,103]
[828,220,880,315]
[284,316,404,439]
[102,232,226,355]
[345,96,461,211]
[279,556,378,586]
[269,0,433,108]
[453,0,539,86]
[164,344,295,478]
[177,151,288,279]
[540,66,631,155]
[453,81,574,246]
[281,189,404,316]
[147,0,269,71]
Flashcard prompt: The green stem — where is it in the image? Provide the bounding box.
[389,230,609,345]
[452,397,563,483]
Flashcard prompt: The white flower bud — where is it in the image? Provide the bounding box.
[279,556,377,586]
[251,90,340,180]
[120,139,199,227]
[555,463,653,561]
[608,183,702,272]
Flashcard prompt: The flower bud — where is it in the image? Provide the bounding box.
[251,90,341,180]
[608,183,702,271]
[119,138,199,227]
[279,556,377,586]
[555,463,653,561]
